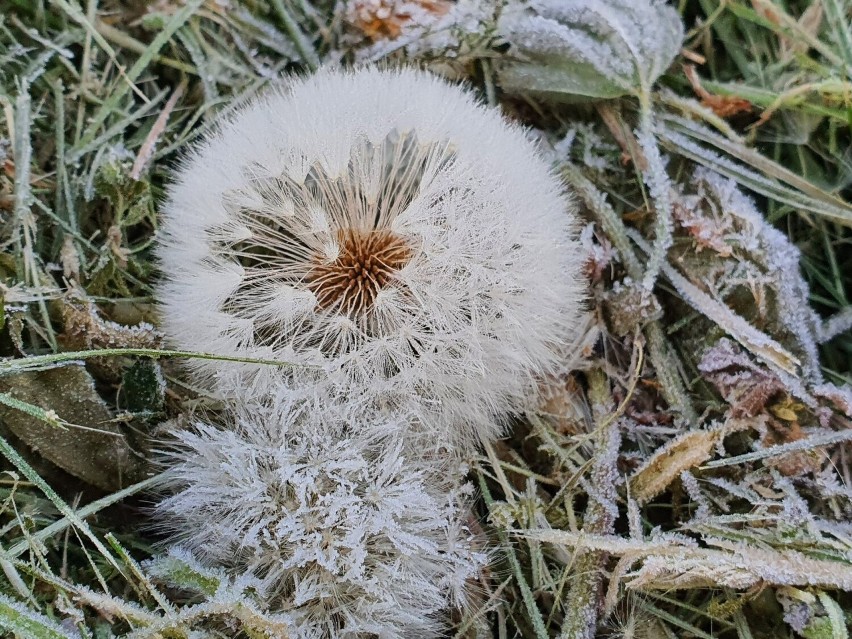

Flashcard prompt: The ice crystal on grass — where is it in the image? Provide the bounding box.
[0,593,78,639]
[497,0,684,100]
[157,66,585,451]
[156,396,486,638]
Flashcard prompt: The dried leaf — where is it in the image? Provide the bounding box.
[60,295,162,352]
[0,364,146,490]
[699,338,787,417]
[527,530,852,592]
[629,543,852,591]
[629,430,719,504]
[347,0,450,41]
[59,295,163,381]
[684,64,753,119]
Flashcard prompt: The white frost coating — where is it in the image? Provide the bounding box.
[157,66,585,451]
[498,0,684,98]
[156,396,486,639]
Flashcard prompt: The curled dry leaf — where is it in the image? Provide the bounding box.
[59,294,163,381]
[684,64,753,119]
[525,530,852,592]
[629,429,719,504]
[60,295,162,352]
[629,543,852,592]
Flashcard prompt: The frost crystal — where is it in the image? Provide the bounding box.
[156,396,486,638]
[497,0,684,99]
[157,66,585,451]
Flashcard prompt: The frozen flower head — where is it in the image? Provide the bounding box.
[156,397,486,638]
[157,66,585,450]
[498,0,684,100]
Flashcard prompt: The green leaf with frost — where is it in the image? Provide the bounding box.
[497,0,684,99]
[496,56,629,100]
[0,594,77,639]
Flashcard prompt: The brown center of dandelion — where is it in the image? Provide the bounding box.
[307,228,412,315]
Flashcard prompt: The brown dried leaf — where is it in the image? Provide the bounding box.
[60,294,161,350]
[604,281,663,336]
[699,338,786,417]
[106,225,130,268]
[813,383,852,417]
[684,65,753,119]
[629,430,718,504]
[537,373,585,437]
[672,197,733,256]
[629,544,852,592]
[0,364,146,490]
[527,530,852,592]
[348,0,450,41]
[60,235,80,282]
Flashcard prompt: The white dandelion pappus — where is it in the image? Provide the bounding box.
[157,66,585,450]
[155,396,487,638]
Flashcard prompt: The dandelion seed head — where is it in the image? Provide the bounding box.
[156,397,487,638]
[157,67,585,451]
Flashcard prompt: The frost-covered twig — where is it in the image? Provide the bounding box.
[636,107,674,293]
[820,307,852,344]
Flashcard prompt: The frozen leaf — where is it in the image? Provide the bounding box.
[603,279,663,335]
[678,169,823,382]
[813,383,852,417]
[60,295,162,352]
[629,430,719,504]
[699,338,786,417]
[630,544,852,591]
[526,528,852,592]
[638,236,803,375]
[497,0,684,99]
[0,364,146,490]
[59,295,163,381]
